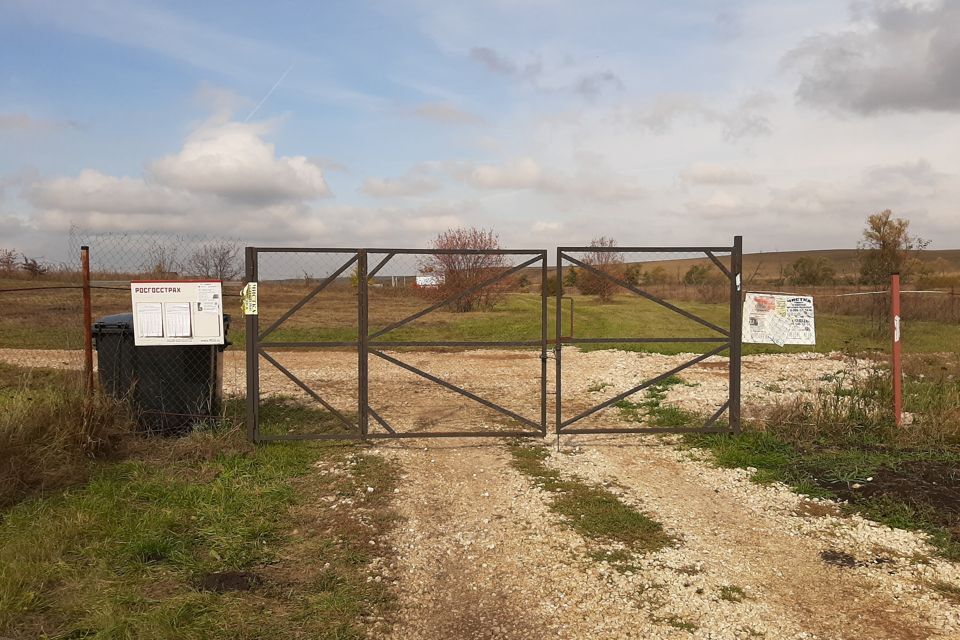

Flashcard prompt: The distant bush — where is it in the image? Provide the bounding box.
[784,257,836,286]
[577,237,623,302]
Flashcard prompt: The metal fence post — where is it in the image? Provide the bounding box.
[358,251,369,439]
[80,245,94,396]
[891,272,903,427]
[540,252,548,435]
[729,235,743,434]
[245,246,259,442]
[555,248,563,437]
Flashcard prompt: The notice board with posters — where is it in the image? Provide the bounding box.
[742,292,816,346]
[130,280,225,346]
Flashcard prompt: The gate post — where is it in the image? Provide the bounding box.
[245,246,260,442]
[357,251,369,439]
[555,247,563,435]
[729,236,743,434]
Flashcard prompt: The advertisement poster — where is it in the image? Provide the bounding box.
[742,292,816,346]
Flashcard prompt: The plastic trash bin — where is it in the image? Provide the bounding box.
[93,312,230,434]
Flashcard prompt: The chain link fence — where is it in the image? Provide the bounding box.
[0,228,247,432]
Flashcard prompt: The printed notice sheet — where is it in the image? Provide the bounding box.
[163,302,192,337]
[742,293,816,346]
[135,302,164,337]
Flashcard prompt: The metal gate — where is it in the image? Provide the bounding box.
[245,248,548,442]
[554,237,742,435]
[245,240,741,442]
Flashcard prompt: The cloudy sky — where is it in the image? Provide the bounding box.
[1,0,958,261]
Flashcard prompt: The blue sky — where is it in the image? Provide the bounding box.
[2,0,959,261]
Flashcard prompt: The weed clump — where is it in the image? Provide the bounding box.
[0,365,133,507]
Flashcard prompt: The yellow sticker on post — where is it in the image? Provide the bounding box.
[241,282,258,316]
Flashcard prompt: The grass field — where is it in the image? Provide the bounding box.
[0,397,399,639]
[3,285,958,356]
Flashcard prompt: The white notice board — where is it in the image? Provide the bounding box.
[742,292,816,346]
[130,280,225,346]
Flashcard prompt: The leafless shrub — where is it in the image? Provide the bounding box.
[141,243,181,277]
[418,228,506,312]
[185,240,242,281]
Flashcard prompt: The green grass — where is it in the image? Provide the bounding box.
[506,442,673,558]
[7,291,959,354]
[613,374,701,427]
[0,399,400,639]
[718,585,746,603]
[652,615,698,632]
[686,433,960,559]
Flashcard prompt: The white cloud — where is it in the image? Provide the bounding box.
[148,121,330,202]
[466,157,542,189]
[626,93,774,141]
[784,0,960,114]
[532,220,562,232]
[457,156,645,204]
[25,118,337,241]
[680,163,762,185]
[361,169,441,198]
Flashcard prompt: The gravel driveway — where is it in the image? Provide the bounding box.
[5,347,958,637]
[374,437,959,639]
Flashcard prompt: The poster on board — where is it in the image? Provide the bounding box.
[130,280,225,346]
[742,292,816,346]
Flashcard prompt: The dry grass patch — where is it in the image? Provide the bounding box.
[0,363,133,508]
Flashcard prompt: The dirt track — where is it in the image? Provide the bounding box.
[375,437,959,639]
[4,347,959,637]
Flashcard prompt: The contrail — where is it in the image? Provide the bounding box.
[244,63,294,122]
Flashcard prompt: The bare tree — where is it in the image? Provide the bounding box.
[185,240,242,281]
[141,243,181,277]
[20,254,49,277]
[576,237,624,301]
[418,228,506,312]
[0,248,16,273]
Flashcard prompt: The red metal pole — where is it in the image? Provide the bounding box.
[81,246,94,395]
[891,272,902,427]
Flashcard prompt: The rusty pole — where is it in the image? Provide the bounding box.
[81,245,94,395]
[891,272,902,427]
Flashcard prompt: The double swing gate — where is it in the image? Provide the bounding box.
[245,238,742,442]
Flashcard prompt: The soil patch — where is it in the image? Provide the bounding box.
[825,460,960,535]
[820,550,857,567]
[199,571,261,592]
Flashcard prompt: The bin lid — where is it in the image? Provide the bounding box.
[93,313,134,333]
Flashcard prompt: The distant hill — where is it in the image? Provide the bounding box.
[541,248,960,286]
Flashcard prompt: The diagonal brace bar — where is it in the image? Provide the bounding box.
[369,349,541,430]
[367,405,396,434]
[703,399,730,428]
[369,254,543,340]
[367,253,395,279]
[561,253,729,336]
[560,343,730,429]
[259,253,358,340]
[259,349,357,431]
[704,251,732,280]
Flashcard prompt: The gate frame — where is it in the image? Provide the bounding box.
[554,236,742,435]
[245,247,549,442]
